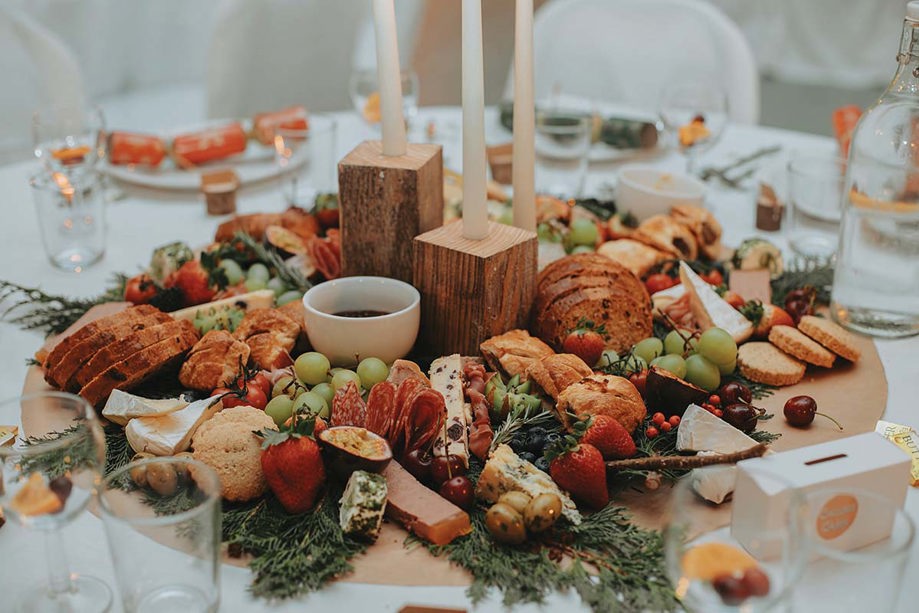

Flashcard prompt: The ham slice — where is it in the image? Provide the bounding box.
[382,460,471,545]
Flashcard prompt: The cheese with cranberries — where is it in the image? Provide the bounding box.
[429,354,470,467]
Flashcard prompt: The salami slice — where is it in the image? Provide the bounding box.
[331,381,367,427]
[404,388,446,455]
[390,378,425,456]
[308,236,341,280]
[365,381,397,438]
[466,388,493,461]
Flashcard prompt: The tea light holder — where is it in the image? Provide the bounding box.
[338,140,444,282]
[201,169,239,216]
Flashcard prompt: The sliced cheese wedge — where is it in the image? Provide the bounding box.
[429,354,470,467]
[691,452,738,505]
[126,397,222,456]
[102,390,188,426]
[169,289,275,323]
[679,262,752,343]
[677,404,759,454]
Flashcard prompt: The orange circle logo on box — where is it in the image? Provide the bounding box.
[816,494,859,540]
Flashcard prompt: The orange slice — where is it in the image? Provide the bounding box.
[51,145,91,162]
[678,120,711,147]
[363,92,382,124]
[9,473,63,517]
[681,542,758,581]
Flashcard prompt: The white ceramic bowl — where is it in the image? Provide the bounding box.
[302,276,420,367]
[616,165,707,221]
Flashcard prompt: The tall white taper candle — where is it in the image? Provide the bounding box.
[372,0,407,156]
[512,0,536,232]
[462,0,488,239]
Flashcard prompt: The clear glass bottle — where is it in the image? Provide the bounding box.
[831,1,919,337]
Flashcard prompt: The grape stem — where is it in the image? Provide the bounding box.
[817,412,844,431]
[656,309,699,355]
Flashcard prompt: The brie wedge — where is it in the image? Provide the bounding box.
[677,404,759,454]
[429,354,470,467]
[126,397,222,456]
[690,454,737,504]
[102,390,188,426]
[679,262,753,343]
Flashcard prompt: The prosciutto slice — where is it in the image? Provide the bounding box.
[330,381,367,427]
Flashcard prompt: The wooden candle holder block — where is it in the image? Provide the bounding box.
[413,221,538,356]
[339,140,444,282]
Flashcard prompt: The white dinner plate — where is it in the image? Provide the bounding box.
[99,119,305,191]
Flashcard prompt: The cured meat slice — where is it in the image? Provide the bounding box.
[389,378,424,453]
[365,381,397,438]
[308,235,341,280]
[467,388,493,461]
[403,388,446,455]
[386,359,430,387]
[462,361,487,395]
[331,382,367,428]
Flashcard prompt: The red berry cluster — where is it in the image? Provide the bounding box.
[701,394,723,417]
[645,412,681,439]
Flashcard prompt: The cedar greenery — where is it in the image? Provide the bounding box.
[770,258,834,306]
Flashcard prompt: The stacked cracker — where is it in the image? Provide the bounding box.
[737,316,862,386]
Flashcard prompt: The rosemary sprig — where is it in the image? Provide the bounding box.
[222,487,368,599]
[232,232,312,293]
[426,505,677,612]
[0,274,128,336]
[489,404,558,454]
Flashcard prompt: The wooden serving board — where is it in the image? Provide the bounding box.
[21,306,888,587]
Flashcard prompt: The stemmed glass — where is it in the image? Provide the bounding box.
[0,392,112,613]
[659,83,728,176]
[348,68,419,130]
[32,104,107,175]
[663,469,805,612]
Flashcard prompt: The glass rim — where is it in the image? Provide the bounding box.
[98,457,222,527]
[802,486,915,562]
[0,391,97,457]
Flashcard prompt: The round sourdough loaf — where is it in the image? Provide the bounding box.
[531,254,652,353]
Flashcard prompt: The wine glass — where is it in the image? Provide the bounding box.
[663,469,805,612]
[0,392,112,613]
[659,83,728,176]
[32,104,107,175]
[273,114,338,208]
[348,67,419,129]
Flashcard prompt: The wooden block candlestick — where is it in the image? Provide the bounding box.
[413,221,538,356]
[339,140,444,282]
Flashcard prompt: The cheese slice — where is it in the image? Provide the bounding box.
[429,354,470,467]
[691,453,737,504]
[102,390,188,426]
[677,404,759,454]
[126,397,222,456]
[169,289,274,322]
[339,470,388,541]
[679,261,752,343]
[476,444,581,525]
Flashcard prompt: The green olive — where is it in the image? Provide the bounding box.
[146,462,179,497]
[523,493,563,533]
[485,503,527,545]
[129,453,154,488]
[497,491,532,515]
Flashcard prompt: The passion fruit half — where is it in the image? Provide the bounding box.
[645,365,708,416]
[264,224,308,258]
[318,426,392,478]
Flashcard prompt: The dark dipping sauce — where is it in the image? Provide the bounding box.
[333,309,391,318]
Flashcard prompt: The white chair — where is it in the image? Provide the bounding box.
[205,0,375,117]
[503,0,760,124]
[0,6,85,164]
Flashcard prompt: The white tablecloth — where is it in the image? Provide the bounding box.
[0,107,916,612]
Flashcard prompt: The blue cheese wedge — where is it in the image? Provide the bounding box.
[102,390,188,426]
[125,397,222,456]
[339,470,388,541]
[677,404,759,454]
[429,354,470,467]
[679,261,753,343]
[476,444,581,524]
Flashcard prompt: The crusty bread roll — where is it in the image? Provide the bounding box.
[524,353,593,400]
[670,204,722,260]
[597,239,669,277]
[556,373,646,433]
[632,214,698,260]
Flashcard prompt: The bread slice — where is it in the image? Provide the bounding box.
[797,315,861,362]
[768,325,835,368]
[737,342,806,386]
[536,253,620,289]
[45,306,172,389]
[531,272,636,322]
[78,321,199,406]
[71,320,198,390]
[536,286,652,352]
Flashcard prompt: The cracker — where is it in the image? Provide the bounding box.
[768,325,836,368]
[737,342,806,387]
[797,315,862,362]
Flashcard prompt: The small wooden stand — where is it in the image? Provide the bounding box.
[413,221,538,356]
[339,141,444,282]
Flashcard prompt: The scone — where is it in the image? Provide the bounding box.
[556,374,646,433]
[597,239,669,277]
[768,325,836,368]
[797,316,862,362]
[737,342,806,386]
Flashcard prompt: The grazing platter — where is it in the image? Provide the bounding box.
[5,194,888,609]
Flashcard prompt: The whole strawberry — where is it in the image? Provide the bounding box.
[581,415,637,460]
[562,320,606,367]
[257,414,326,514]
[547,431,609,510]
[166,260,216,307]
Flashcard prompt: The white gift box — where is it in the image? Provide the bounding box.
[731,432,910,557]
